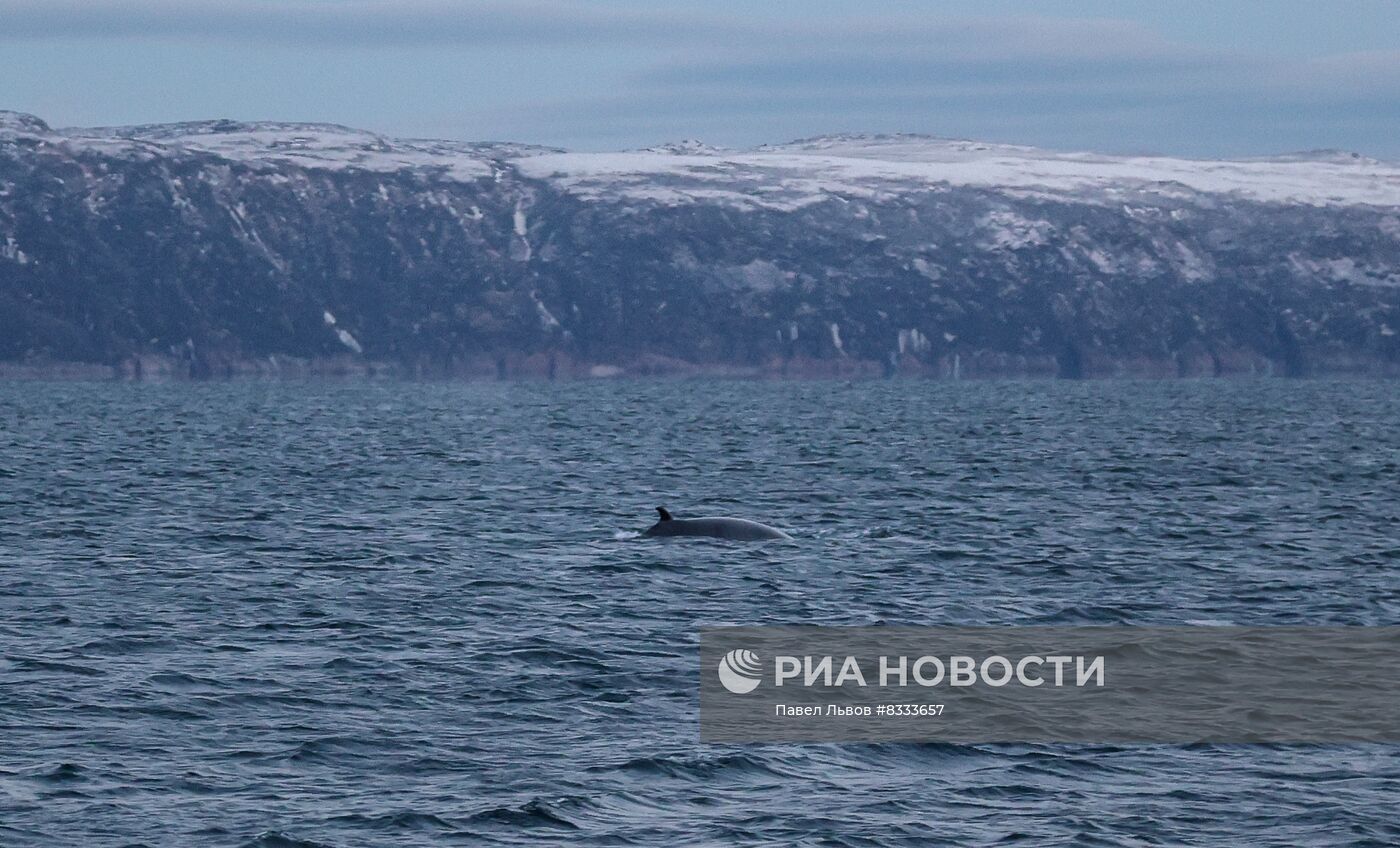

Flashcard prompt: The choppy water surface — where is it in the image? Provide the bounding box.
[2,379,1399,847]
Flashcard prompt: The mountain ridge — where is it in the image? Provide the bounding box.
[3,110,1400,379]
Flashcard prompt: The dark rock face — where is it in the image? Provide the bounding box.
[2,110,1399,378]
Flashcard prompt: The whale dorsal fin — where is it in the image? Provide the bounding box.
[656,506,672,521]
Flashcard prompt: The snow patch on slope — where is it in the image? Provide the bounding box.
[978,210,1053,249]
[321,309,363,353]
[1289,255,1400,287]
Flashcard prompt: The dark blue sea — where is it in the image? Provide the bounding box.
[2,379,1398,847]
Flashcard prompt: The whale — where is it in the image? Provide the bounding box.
[643,507,793,541]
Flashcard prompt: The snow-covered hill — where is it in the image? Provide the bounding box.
[10,113,1396,208]
[515,134,1400,211]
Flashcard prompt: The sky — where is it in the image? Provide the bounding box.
[1,0,1398,157]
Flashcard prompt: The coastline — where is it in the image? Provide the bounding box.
[3,349,1399,381]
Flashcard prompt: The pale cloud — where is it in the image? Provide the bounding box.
[1,1,1397,156]
[0,0,731,45]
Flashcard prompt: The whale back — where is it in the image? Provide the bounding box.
[644,510,791,541]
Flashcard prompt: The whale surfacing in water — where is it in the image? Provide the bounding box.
[643,507,792,541]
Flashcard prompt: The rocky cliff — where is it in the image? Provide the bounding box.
[3,110,1399,378]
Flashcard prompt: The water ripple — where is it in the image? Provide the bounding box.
[1,379,1398,846]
